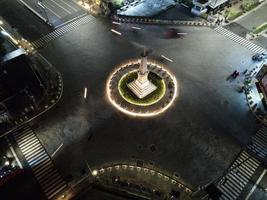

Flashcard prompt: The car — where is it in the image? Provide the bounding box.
[164,28,178,38]
[164,28,187,39]
[252,53,267,61]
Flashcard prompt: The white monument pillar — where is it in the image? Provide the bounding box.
[127,51,157,99]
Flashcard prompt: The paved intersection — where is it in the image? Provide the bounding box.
[214,26,267,54]
[32,14,96,48]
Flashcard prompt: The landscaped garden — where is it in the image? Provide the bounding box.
[224,0,261,21]
[118,71,166,106]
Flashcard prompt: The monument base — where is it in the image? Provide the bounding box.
[127,79,157,99]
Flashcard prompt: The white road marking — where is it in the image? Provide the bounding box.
[112,21,121,25]
[132,26,141,30]
[111,29,122,36]
[84,87,87,99]
[177,32,187,35]
[5,137,23,168]
[50,0,72,14]
[245,169,266,200]
[13,127,67,198]
[58,0,78,12]
[161,55,173,62]
[42,3,62,18]
[51,143,63,157]
[214,26,267,54]
[54,13,87,29]
[32,15,94,48]
[19,0,48,23]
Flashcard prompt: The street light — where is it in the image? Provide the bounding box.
[92,170,98,176]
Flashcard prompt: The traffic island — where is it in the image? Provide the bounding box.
[118,71,166,106]
[90,163,193,200]
[106,52,178,117]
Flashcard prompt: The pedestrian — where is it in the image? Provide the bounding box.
[234,71,239,78]
[231,70,237,77]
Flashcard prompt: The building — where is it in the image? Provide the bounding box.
[0,48,47,126]
[255,64,267,110]
[191,0,229,15]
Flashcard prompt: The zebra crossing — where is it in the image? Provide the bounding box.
[214,26,267,54]
[217,151,260,200]
[13,126,67,199]
[32,14,96,49]
[247,125,267,159]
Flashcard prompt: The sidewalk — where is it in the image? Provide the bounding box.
[243,60,267,125]
[0,19,63,138]
[113,15,213,27]
[55,161,194,200]
[87,163,193,200]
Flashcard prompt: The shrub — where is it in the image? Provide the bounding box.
[253,23,267,34]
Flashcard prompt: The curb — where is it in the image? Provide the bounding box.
[18,0,53,27]
[243,63,267,125]
[232,0,267,23]
[0,54,64,138]
[89,162,194,197]
[180,3,189,8]
[113,15,213,27]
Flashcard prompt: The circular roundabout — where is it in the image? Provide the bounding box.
[106,54,178,117]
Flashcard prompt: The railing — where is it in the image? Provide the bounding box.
[112,15,214,27]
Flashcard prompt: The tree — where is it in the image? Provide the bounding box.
[87,0,122,15]
[98,0,111,15]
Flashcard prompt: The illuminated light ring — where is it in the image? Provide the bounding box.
[92,163,193,194]
[106,59,178,117]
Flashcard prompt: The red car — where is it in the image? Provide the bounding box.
[164,28,187,39]
[164,28,178,38]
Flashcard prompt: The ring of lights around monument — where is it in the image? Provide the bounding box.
[118,70,166,106]
[106,59,178,117]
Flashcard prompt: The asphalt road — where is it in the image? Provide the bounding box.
[76,188,133,200]
[0,0,52,40]
[0,0,264,195]
[19,0,86,28]
[29,19,262,190]
[236,2,267,31]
